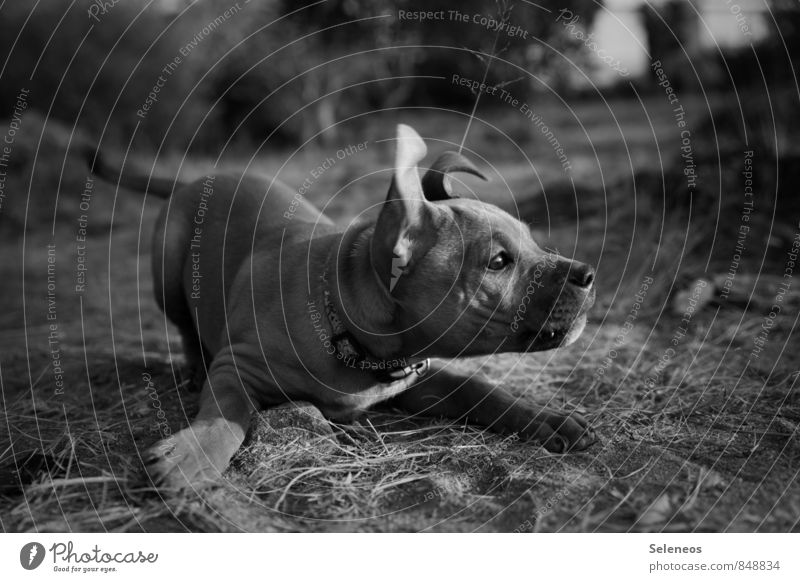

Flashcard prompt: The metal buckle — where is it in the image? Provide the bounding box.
[411,358,431,377]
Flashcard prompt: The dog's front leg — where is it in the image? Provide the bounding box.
[391,362,596,453]
[144,355,256,490]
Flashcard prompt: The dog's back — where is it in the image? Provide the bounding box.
[153,172,338,356]
[85,146,337,351]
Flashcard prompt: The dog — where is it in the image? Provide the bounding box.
[87,124,597,490]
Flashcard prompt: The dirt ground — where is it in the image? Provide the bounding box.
[1,97,798,532]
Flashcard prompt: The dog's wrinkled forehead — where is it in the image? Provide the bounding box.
[438,198,536,251]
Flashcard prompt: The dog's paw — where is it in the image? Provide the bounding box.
[524,408,597,453]
[143,427,226,491]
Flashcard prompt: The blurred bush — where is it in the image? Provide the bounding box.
[0,1,224,152]
[0,0,602,151]
[190,0,603,145]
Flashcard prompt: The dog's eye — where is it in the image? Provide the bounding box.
[488,251,512,270]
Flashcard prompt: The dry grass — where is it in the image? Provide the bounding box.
[1,97,799,532]
[3,293,797,532]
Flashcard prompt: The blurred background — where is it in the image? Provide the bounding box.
[0,0,797,149]
[1,0,799,532]
[0,0,798,236]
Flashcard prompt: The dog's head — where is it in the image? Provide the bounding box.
[370,125,595,358]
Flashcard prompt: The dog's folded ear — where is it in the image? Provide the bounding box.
[371,124,438,295]
[422,151,488,201]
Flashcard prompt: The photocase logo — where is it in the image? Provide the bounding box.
[20,542,46,570]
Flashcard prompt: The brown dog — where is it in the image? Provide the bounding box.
[89,125,596,490]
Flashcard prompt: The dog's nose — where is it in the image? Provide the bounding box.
[568,262,595,289]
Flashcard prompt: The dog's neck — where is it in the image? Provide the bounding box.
[318,279,429,381]
[324,223,409,361]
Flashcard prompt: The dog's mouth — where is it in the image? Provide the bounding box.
[523,312,588,351]
[540,325,568,343]
[472,290,594,349]
[527,324,569,349]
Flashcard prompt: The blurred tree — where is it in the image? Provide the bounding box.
[639,0,705,92]
[768,0,800,55]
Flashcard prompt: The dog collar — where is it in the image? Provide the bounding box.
[321,285,429,384]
